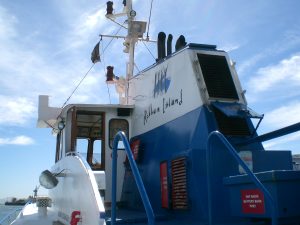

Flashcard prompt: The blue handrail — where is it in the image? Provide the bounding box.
[206,131,277,225]
[238,122,300,146]
[111,131,155,225]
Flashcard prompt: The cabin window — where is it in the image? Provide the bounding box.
[109,119,129,148]
[77,138,89,159]
[71,110,105,170]
[93,139,102,165]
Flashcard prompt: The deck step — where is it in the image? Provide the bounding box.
[106,209,300,225]
[105,209,148,225]
[105,209,170,225]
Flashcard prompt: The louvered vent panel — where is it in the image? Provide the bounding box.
[197,54,239,100]
[214,108,251,136]
[171,157,188,209]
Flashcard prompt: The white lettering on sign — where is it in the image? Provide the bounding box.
[241,189,265,214]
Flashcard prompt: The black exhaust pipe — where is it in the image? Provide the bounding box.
[157,32,166,61]
[167,34,173,56]
[175,35,187,51]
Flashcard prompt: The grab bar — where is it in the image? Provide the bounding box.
[206,131,277,225]
[111,131,155,225]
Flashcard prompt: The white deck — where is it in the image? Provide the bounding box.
[11,203,58,225]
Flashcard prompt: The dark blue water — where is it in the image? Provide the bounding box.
[0,205,22,221]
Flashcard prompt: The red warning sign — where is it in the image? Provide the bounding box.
[160,162,169,208]
[130,139,140,160]
[241,189,265,214]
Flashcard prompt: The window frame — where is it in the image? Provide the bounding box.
[109,118,129,149]
[70,110,106,170]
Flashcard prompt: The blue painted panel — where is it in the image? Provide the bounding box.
[224,170,300,218]
[252,151,293,172]
[122,106,242,222]
[122,107,210,220]
[120,105,300,224]
[224,170,300,185]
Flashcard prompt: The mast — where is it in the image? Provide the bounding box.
[125,0,136,104]
[105,0,148,104]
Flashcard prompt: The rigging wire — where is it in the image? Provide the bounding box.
[100,22,125,104]
[45,120,55,130]
[100,36,112,104]
[108,17,128,30]
[58,22,125,113]
[146,0,154,39]
[101,51,111,105]
[102,21,125,54]
[134,63,141,73]
[60,63,95,109]
[142,41,156,60]
[106,83,112,104]
[101,36,112,104]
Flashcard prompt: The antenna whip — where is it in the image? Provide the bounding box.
[146,0,154,39]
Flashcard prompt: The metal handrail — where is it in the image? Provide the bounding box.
[0,207,22,225]
[238,122,300,146]
[206,131,277,225]
[111,131,155,225]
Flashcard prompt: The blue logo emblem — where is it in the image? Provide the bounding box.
[153,67,171,97]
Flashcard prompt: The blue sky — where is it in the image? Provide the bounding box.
[0,0,300,198]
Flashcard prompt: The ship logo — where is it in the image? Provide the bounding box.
[153,66,171,98]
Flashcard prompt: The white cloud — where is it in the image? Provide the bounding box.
[0,96,36,126]
[260,102,300,151]
[238,28,300,75]
[0,6,18,40]
[219,43,240,52]
[0,135,34,146]
[237,52,264,75]
[67,8,110,50]
[248,53,300,92]
[277,28,300,55]
[263,133,300,150]
[263,101,300,129]
[0,7,112,116]
[0,2,140,118]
